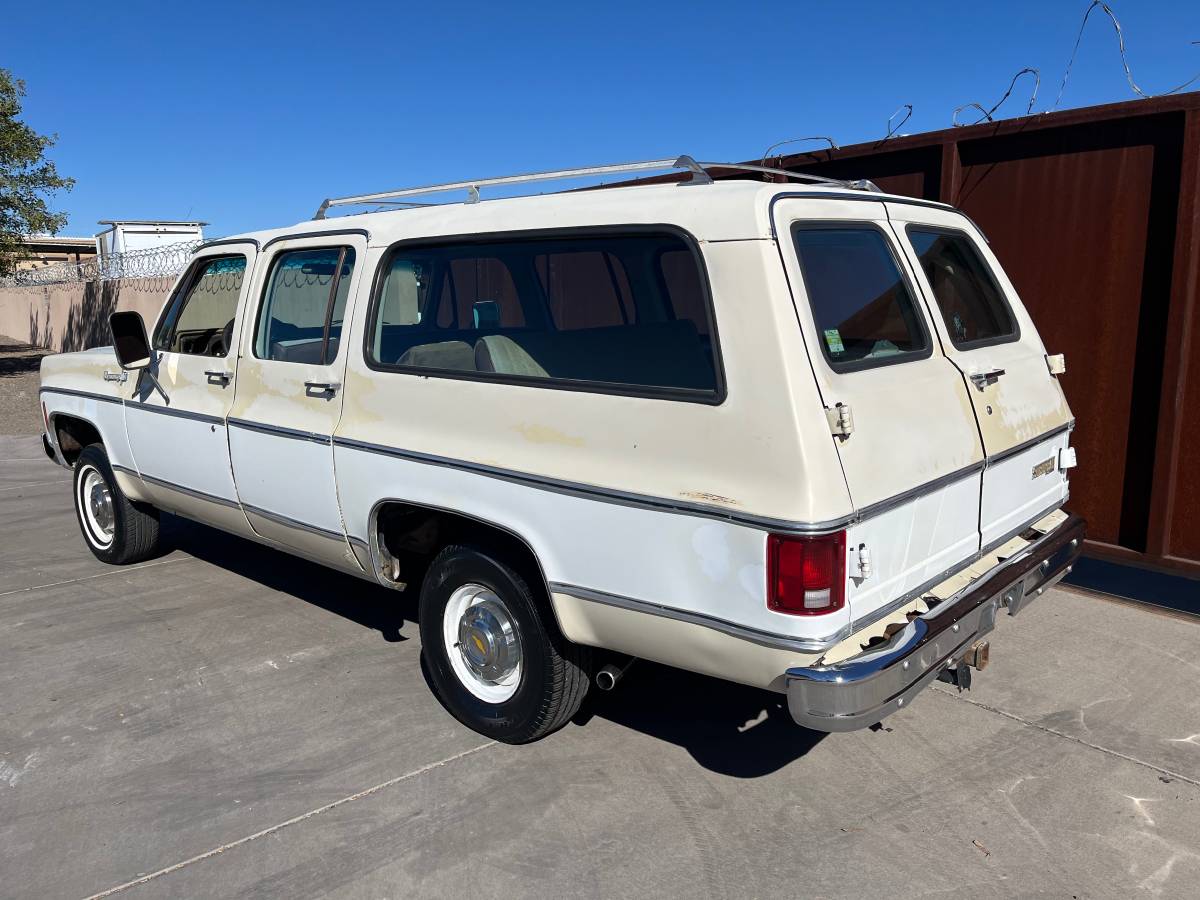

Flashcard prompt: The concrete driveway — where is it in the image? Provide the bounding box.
[2,432,1199,899]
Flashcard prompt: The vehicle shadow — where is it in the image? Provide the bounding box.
[581,662,826,777]
[160,514,418,643]
[160,514,827,776]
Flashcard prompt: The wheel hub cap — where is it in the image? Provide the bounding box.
[457,594,520,683]
[81,469,114,541]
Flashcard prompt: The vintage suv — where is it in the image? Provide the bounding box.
[38,157,1084,743]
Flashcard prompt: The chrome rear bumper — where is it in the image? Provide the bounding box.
[785,513,1086,732]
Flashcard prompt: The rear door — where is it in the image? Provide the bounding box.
[773,197,985,624]
[886,204,1072,550]
[227,233,367,569]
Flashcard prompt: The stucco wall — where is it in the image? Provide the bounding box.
[0,277,173,351]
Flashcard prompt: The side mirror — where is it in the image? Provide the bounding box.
[109,311,153,370]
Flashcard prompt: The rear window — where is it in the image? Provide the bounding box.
[254,247,355,365]
[907,227,1017,348]
[792,226,931,371]
[366,231,721,400]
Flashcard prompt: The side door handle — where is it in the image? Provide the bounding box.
[969,368,1006,390]
[304,380,341,398]
[205,370,233,386]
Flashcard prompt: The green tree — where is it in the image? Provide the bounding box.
[0,69,74,277]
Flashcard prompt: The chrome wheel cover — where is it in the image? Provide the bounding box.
[442,583,523,703]
[78,465,115,549]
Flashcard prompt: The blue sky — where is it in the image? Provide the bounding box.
[6,0,1198,238]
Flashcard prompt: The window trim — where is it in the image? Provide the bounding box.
[361,224,727,405]
[251,244,356,366]
[152,252,248,358]
[903,224,1021,351]
[790,221,935,375]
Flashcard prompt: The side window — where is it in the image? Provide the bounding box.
[907,228,1017,348]
[254,247,355,364]
[155,255,246,357]
[534,250,634,329]
[792,226,930,372]
[368,232,720,398]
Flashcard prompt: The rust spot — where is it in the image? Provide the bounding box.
[680,491,739,506]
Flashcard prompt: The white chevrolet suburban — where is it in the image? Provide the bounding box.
[38,157,1084,743]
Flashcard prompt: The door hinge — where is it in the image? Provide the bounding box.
[826,403,854,439]
[855,543,872,580]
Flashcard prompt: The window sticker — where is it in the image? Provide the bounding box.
[823,329,845,354]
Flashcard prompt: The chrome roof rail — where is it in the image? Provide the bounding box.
[313,155,878,219]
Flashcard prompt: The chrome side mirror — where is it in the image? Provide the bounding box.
[109,311,152,370]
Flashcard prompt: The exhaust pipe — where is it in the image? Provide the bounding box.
[595,657,635,691]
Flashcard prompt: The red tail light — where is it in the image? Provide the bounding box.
[767,531,846,615]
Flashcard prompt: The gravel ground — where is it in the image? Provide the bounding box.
[0,335,46,435]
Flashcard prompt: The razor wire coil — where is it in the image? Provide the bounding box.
[2,239,204,287]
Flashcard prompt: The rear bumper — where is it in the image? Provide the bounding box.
[785,513,1086,732]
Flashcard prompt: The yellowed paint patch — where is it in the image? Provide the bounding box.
[515,423,585,447]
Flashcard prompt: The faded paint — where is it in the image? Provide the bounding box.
[515,423,585,448]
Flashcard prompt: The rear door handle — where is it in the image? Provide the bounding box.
[304,380,341,397]
[205,370,233,386]
[969,368,1006,389]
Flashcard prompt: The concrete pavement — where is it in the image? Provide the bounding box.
[2,433,1199,899]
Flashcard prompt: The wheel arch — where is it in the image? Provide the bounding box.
[50,412,104,465]
[366,497,567,632]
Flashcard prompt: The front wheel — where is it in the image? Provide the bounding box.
[419,544,590,743]
[73,444,161,564]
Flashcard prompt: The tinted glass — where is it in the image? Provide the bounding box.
[792,227,928,369]
[155,256,246,357]
[255,247,355,364]
[908,228,1016,347]
[369,233,718,396]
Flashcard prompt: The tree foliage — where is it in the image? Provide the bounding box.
[0,69,74,277]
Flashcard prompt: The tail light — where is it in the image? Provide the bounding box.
[767,531,846,615]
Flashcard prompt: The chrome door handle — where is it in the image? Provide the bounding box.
[102,370,128,383]
[304,380,341,397]
[969,368,1006,389]
[205,370,233,386]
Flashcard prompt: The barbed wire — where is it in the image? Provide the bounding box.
[2,239,203,287]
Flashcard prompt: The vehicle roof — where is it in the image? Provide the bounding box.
[212,181,961,251]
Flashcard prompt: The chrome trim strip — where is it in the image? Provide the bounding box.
[336,437,853,534]
[39,386,123,406]
[228,417,331,445]
[855,461,984,522]
[241,503,345,542]
[124,401,224,426]
[548,581,849,653]
[138,471,242,509]
[985,423,1072,468]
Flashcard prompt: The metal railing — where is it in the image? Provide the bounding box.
[2,239,202,287]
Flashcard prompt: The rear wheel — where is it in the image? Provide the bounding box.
[419,543,590,743]
[73,444,161,564]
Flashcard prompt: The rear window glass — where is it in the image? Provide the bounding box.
[254,247,355,365]
[907,228,1017,348]
[792,226,930,371]
[367,232,719,399]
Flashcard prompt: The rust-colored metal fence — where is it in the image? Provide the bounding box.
[728,94,1200,578]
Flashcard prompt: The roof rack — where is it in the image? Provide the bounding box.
[312,155,879,219]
